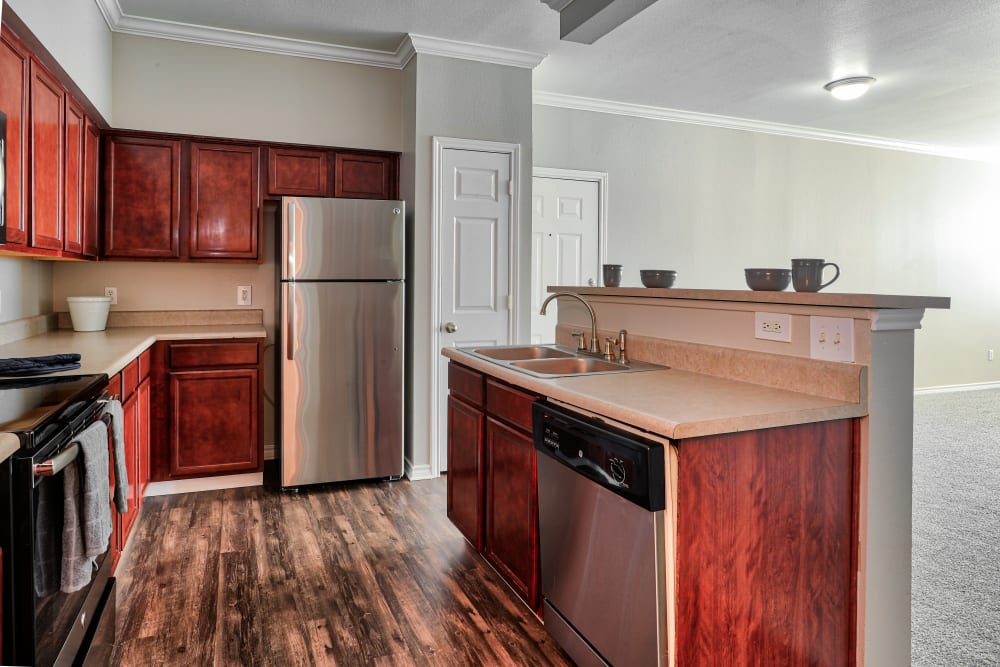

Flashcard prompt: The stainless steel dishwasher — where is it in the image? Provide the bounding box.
[533,401,671,667]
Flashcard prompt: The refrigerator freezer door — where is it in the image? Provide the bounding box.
[280,281,404,486]
[282,197,405,281]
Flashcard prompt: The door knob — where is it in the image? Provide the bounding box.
[444,322,458,333]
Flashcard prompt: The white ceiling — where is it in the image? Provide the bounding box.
[108,0,1000,160]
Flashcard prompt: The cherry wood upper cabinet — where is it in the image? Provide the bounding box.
[103,135,181,259]
[28,60,64,251]
[82,117,100,257]
[0,27,29,245]
[63,97,85,254]
[267,146,329,197]
[189,142,260,260]
[334,151,398,200]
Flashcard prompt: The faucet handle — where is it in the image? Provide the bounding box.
[604,336,619,360]
[618,329,629,364]
[571,331,587,351]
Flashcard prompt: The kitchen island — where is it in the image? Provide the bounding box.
[443,287,949,666]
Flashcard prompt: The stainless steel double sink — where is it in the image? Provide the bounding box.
[462,344,667,378]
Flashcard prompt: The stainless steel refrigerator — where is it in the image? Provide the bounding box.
[279,197,405,487]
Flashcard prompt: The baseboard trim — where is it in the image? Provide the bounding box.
[914,381,1000,396]
[145,473,264,496]
[405,459,436,481]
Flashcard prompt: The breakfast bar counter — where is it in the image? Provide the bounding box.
[442,346,866,439]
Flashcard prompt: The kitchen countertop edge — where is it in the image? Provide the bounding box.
[0,325,268,379]
[442,348,866,439]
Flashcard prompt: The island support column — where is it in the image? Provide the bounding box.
[858,309,925,666]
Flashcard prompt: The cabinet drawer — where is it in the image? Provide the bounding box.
[168,342,259,369]
[449,363,484,407]
[486,379,536,432]
[120,358,139,400]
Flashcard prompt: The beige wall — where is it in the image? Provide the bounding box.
[5,0,113,120]
[406,54,534,475]
[112,34,403,150]
[0,257,52,323]
[533,105,1000,389]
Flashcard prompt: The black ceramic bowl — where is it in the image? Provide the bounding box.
[640,270,676,288]
[744,268,791,291]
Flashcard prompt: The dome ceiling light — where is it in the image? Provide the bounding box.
[824,76,876,101]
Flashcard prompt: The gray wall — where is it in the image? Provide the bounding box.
[5,0,113,120]
[406,54,534,475]
[0,258,52,323]
[533,104,1000,389]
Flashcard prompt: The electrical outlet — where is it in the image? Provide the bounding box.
[810,316,855,362]
[104,287,118,305]
[754,312,792,342]
[989,349,994,362]
[237,285,252,306]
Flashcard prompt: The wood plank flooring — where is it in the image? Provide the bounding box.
[111,477,572,666]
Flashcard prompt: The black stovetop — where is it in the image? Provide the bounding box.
[0,374,109,450]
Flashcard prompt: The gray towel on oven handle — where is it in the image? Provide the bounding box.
[102,398,129,514]
[61,420,111,593]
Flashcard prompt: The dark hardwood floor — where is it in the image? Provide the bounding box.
[112,477,572,666]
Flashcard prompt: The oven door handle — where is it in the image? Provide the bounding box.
[34,443,80,477]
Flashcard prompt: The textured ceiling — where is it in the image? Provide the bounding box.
[114,0,1000,160]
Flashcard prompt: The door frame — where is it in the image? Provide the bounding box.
[430,136,522,478]
[532,166,610,274]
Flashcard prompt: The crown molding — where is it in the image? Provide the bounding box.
[92,0,544,70]
[406,34,546,69]
[533,91,993,162]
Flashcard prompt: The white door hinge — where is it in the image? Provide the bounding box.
[508,180,514,196]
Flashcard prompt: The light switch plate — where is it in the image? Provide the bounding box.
[810,316,855,362]
[754,312,792,342]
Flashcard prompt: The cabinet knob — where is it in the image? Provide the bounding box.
[443,322,458,333]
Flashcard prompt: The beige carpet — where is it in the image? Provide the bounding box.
[912,388,1000,665]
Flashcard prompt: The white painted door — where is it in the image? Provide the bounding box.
[438,147,513,470]
[531,176,600,343]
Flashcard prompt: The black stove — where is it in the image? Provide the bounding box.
[0,374,108,451]
[1,372,115,666]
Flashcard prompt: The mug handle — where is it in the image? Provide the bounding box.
[820,262,840,290]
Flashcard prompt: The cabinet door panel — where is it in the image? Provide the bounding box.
[137,378,151,502]
[675,420,856,666]
[63,97,85,254]
[118,390,139,547]
[484,416,539,608]
[0,28,29,245]
[169,368,259,476]
[82,118,100,256]
[267,147,329,196]
[104,135,181,258]
[189,142,260,260]
[447,396,484,550]
[29,60,64,251]
[334,152,396,199]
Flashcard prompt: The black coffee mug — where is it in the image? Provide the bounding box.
[791,258,840,292]
[602,264,623,287]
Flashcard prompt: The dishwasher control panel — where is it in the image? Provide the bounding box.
[533,401,666,511]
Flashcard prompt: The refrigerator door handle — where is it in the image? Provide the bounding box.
[286,283,295,360]
[286,200,296,277]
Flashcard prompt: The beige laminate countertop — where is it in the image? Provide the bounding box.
[443,348,866,439]
[0,325,267,379]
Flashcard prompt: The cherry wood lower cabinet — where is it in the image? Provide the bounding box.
[675,419,858,666]
[446,362,541,612]
[150,339,264,481]
[106,352,152,572]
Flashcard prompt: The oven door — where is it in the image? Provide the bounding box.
[9,410,115,667]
